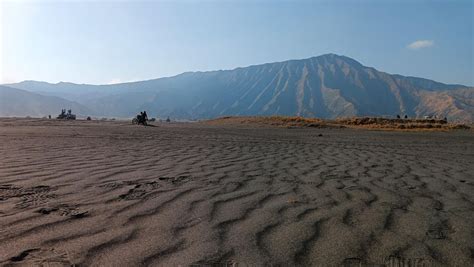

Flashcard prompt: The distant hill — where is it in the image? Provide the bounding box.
[4,54,474,121]
[0,85,92,118]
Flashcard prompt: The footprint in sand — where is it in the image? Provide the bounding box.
[117,176,192,201]
[119,181,162,200]
[159,175,192,185]
[36,204,89,219]
[99,181,126,190]
[0,184,22,201]
[426,219,451,239]
[6,248,73,266]
[0,185,57,209]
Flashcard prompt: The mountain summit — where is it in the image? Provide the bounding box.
[4,54,473,121]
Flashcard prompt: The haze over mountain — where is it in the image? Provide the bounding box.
[0,86,91,117]
[4,54,474,121]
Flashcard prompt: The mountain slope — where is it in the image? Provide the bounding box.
[140,54,471,121]
[0,86,92,117]
[415,88,474,122]
[4,54,473,121]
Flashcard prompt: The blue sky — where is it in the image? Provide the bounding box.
[1,0,473,85]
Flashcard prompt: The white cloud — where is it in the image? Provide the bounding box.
[407,40,434,50]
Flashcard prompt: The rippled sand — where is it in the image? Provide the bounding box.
[0,118,473,266]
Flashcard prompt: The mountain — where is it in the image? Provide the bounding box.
[4,54,474,121]
[415,88,474,122]
[0,85,92,117]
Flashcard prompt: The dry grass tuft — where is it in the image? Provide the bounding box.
[335,117,470,131]
[204,116,471,131]
[205,116,340,128]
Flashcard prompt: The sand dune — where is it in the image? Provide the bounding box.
[0,118,473,266]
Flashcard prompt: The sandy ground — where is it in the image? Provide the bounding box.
[0,118,473,266]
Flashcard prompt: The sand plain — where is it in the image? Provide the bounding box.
[0,118,473,266]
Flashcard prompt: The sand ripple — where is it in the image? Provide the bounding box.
[0,119,473,266]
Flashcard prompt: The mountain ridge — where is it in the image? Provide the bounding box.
[0,85,92,117]
[3,54,473,121]
[6,54,468,88]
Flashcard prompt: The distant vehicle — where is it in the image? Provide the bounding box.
[423,115,438,119]
[132,111,148,126]
[57,109,76,120]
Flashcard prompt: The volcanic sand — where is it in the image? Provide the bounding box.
[0,118,473,266]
